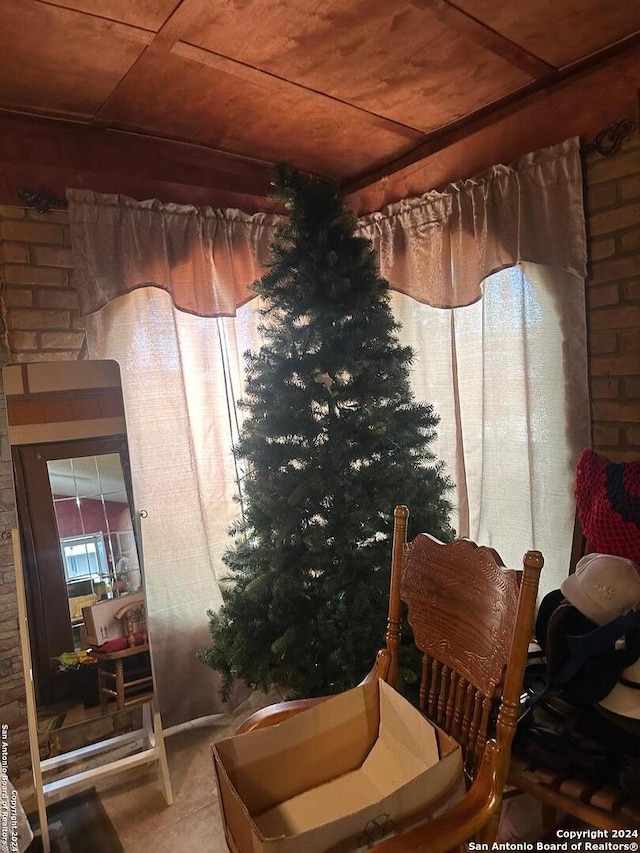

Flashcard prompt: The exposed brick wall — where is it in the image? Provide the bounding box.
[0,204,84,790]
[584,135,640,461]
[0,205,83,361]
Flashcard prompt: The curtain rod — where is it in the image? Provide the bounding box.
[580,118,635,156]
[14,118,636,215]
[17,187,68,214]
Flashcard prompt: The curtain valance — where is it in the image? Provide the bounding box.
[68,137,586,316]
[357,136,587,308]
[66,190,283,318]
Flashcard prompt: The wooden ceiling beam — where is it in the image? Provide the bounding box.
[36,0,182,31]
[90,0,428,144]
[147,0,211,49]
[170,41,425,143]
[36,0,158,40]
[343,33,640,196]
[0,111,280,211]
[92,0,212,125]
[409,0,556,79]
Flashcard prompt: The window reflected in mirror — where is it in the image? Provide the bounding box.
[47,453,141,651]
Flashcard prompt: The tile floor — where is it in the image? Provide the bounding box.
[19,690,278,852]
[94,690,279,852]
[96,724,231,851]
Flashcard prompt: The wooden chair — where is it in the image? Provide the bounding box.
[115,599,148,648]
[93,599,153,713]
[235,505,543,851]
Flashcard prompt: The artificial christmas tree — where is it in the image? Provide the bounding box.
[200,164,453,699]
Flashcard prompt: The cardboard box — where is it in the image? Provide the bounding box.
[82,593,144,646]
[213,679,464,853]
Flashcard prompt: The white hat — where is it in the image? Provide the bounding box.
[561,553,640,626]
[599,656,640,719]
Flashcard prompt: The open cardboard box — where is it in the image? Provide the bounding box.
[213,679,464,853]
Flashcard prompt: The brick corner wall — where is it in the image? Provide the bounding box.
[0,204,84,792]
[584,133,640,462]
[0,205,84,361]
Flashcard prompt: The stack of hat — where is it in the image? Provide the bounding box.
[537,553,640,714]
[562,553,640,627]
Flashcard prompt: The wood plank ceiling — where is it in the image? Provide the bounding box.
[1,0,640,202]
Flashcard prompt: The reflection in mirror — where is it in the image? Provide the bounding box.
[47,454,142,653]
[10,436,145,714]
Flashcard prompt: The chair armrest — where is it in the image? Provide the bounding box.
[359,649,391,685]
[92,643,150,661]
[235,696,331,734]
[328,741,501,853]
[113,601,144,621]
[236,653,387,735]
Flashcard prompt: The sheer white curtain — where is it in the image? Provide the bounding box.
[67,192,278,725]
[392,262,590,600]
[85,290,263,725]
[71,137,590,724]
[357,136,590,599]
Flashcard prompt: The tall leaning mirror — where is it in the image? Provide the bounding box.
[2,361,151,750]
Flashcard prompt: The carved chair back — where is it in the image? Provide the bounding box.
[384,505,543,782]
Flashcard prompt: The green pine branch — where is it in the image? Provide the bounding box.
[199,164,454,700]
